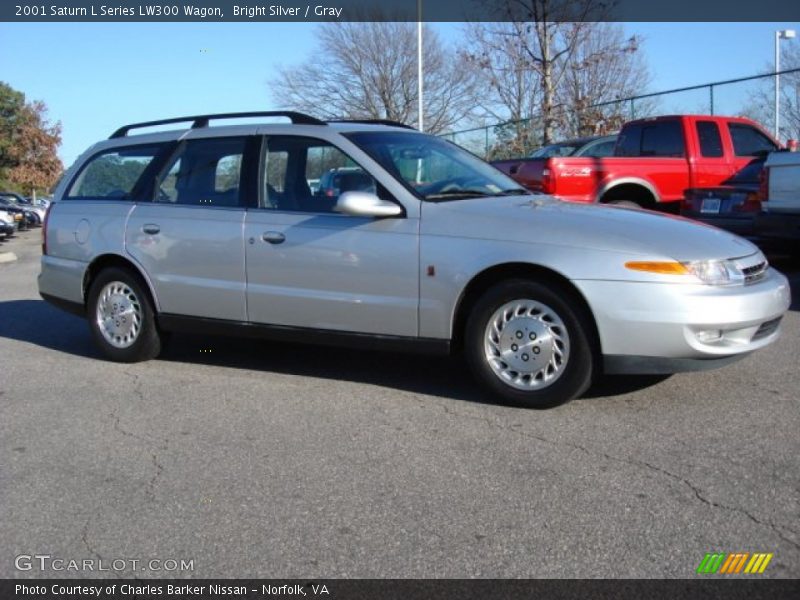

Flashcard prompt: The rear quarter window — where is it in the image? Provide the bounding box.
[640,121,685,157]
[616,121,685,157]
[66,144,166,200]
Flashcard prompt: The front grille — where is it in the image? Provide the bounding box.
[742,261,767,285]
[752,317,782,341]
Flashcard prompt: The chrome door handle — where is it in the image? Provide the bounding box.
[142,224,160,235]
[262,231,286,244]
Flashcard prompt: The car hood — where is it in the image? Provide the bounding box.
[422,195,758,261]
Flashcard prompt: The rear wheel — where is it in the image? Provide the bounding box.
[464,279,595,408]
[87,267,162,362]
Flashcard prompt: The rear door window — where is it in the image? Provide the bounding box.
[155,137,247,207]
[66,144,166,200]
[696,121,724,157]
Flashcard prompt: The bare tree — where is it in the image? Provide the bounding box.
[741,45,800,143]
[558,23,651,137]
[463,0,651,151]
[269,22,478,134]
[462,21,543,150]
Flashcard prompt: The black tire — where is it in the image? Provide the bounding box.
[464,279,596,409]
[86,267,162,362]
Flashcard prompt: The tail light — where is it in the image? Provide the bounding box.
[541,162,554,195]
[42,202,53,255]
[757,167,770,204]
[736,192,762,213]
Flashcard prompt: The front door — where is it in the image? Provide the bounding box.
[244,135,419,337]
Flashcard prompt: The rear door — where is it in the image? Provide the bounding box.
[690,119,732,188]
[125,136,257,321]
[638,119,690,201]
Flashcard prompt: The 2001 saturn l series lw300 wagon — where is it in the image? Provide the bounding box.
[38,112,791,408]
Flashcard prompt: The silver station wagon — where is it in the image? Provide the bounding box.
[39,112,791,408]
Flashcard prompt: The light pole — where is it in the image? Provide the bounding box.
[775,29,796,141]
[417,0,424,132]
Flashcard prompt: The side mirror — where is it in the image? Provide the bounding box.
[334,191,402,218]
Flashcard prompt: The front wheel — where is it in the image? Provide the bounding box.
[87,267,162,362]
[464,280,596,409]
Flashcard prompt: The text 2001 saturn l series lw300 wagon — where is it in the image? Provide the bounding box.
[38,112,791,408]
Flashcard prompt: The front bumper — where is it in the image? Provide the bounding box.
[574,268,791,374]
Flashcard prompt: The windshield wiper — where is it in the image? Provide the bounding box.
[492,189,529,196]
[423,189,492,200]
[424,188,531,201]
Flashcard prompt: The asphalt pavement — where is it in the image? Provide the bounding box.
[1,229,798,579]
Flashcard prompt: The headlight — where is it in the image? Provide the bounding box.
[625,253,767,286]
[684,260,737,285]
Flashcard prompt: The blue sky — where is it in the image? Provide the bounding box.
[1,21,798,166]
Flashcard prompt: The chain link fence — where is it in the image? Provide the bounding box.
[441,69,800,159]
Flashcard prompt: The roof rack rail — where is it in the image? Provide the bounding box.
[109,111,325,138]
[327,119,417,130]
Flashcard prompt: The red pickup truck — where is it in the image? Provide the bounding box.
[492,115,780,209]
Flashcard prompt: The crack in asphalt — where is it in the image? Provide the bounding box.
[108,370,170,504]
[75,370,171,579]
[81,518,122,580]
[146,452,165,503]
[412,398,800,552]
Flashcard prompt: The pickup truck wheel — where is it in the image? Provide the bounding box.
[465,280,594,408]
[87,267,161,362]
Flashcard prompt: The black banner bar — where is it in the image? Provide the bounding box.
[2,579,800,600]
[3,0,800,22]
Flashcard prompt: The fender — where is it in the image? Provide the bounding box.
[595,176,661,204]
[83,252,162,312]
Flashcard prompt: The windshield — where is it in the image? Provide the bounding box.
[530,142,582,158]
[345,131,528,201]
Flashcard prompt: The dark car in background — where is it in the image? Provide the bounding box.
[490,135,618,193]
[317,167,377,198]
[528,135,618,159]
[680,158,764,237]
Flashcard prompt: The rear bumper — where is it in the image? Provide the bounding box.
[38,255,87,306]
[40,292,85,317]
[575,269,791,368]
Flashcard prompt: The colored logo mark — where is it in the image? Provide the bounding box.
[697,552,773,574]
